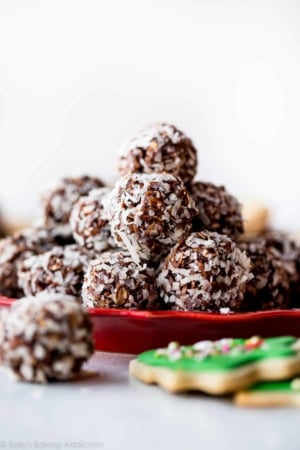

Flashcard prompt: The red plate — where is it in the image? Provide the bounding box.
[1,296,300,354]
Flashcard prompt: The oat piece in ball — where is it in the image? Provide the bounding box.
[190,181,244,240]
[238,236,292,310]
[118,123,198,186]
[0,228,57,298]
[110,173,197,265]
[0,294,94,383]
[19,245,92,297]
[70,188,115,252]
[40,176,105,235]
[157,231,252,312]
[82,250,158,309]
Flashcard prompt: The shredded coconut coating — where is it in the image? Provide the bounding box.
[0,294,94,383]
[40,175,104,235]
[157,231,252,312]
[0,228,57,298]
[238,235,293,310]
[82,250,159,310]
[18,245,93,298]
[109,173,197,264]
[190,181,244,240]
[70,188,116,253]
[118,123,198,186]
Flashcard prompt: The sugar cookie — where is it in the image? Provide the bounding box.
[130,337,300,395]
[235,378,300,407]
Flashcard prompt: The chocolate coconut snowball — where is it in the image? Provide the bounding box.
[109,173,197,265]
[238,235,293,310]
[157,231,252,312]
[118,123,198,186]
[190,181,244,240]
[18,245,92,298]
[82,250,158,310]
[70,188,115,253]
[261,231,300,307]
[263,230,300,281]
[0,294,94,383]
[40,175,104,236]
[0,228,57,298]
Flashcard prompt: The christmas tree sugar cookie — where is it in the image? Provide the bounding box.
[235,378,300,407]
[129,336,300,395]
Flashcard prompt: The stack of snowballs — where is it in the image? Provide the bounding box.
[0,123,299,314]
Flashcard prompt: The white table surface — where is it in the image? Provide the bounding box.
[0,351,299,450]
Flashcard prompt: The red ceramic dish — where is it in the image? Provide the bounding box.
[1,296,300,354]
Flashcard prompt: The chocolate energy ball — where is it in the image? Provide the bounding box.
[82,250,158,310]
[157,231,252,312]
[0,294,94,383]
[109,173,197,265]
[18,245,92,298]
[118,123,198,186]
[190,181,244,240]
[262,231,300,307]
[40,175,105,236]
[70,188,115,253]
[263,230,299,278]
[0,228,57,298]
[238,236,292,310]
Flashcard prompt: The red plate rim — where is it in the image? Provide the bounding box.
[1,295,300,322]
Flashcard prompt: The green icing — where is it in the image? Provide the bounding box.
[138,337,298,373]
[248,380,300,393]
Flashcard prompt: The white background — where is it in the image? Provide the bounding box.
[0,0,299,230]
[0,351,299,450]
